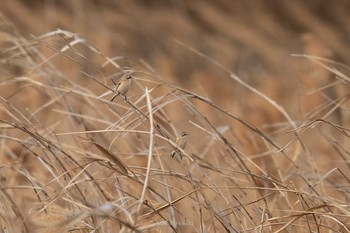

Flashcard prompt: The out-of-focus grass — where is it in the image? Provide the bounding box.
[0,16,349,233]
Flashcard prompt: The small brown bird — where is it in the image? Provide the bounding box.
[111,75,133,101]
[170,132,188,158]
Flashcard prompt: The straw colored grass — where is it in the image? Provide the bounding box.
[0,18,349,233]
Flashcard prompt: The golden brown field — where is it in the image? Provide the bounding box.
[0,1,349,232]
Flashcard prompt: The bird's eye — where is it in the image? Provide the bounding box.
[127,75,132,79]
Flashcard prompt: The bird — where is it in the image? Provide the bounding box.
[170,132,188,159]
[111,75,133,101]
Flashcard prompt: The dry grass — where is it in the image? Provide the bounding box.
[0,13,349,233]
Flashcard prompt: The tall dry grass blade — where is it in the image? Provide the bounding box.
[91,139,128,176]
[134,87,155,222]
[139,187,200,220]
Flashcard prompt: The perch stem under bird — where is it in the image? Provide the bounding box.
[170,132,188,159]
[111,75,133,101]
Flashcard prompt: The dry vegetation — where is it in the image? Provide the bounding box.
[0,1,350,232]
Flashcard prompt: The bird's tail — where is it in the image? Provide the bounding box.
[110,92,120,101]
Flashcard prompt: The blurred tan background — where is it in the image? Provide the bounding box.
[1,0,350,128]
